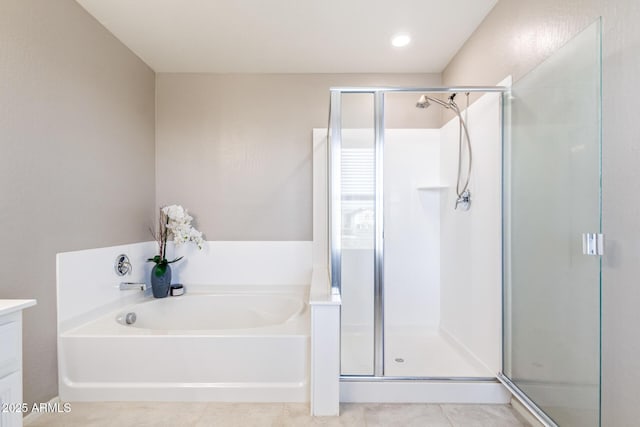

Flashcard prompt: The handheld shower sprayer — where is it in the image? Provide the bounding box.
[416,92,472,211]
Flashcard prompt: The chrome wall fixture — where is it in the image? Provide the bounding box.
[114,254,132,276]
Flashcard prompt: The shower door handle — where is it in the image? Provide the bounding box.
[582,233,604,256]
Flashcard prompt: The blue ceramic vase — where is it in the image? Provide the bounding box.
[151,263,171,298]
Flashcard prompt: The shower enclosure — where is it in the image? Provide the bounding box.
[327,18,602,421]
[328,85,507,385]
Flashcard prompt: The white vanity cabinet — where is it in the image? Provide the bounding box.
[0,300,36,427]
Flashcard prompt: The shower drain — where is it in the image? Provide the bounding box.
[394,358,405,363]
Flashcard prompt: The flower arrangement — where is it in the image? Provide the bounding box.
[148,204,204,276]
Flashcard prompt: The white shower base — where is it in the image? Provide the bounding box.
[342,328,493,378]
[384,329,493,378]
[340,326,509,403]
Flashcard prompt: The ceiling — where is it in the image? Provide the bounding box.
[76,0,497,73]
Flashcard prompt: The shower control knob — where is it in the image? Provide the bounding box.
[455,190,471,211]
[115,254,132,276]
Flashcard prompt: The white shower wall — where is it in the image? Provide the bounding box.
[439,90,503,374]
[384,130,442,333]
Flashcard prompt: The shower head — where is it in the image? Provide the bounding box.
[416,94,455,110]
[415,94,430,109]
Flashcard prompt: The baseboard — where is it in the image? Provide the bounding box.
[22,396,60,425]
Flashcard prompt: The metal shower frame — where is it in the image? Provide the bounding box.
[328,85,508,379]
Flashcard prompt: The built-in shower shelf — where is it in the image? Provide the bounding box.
[417,184,449,190]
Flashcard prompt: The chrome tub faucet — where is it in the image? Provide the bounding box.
[119,282,147,291]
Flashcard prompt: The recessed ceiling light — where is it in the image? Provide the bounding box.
[391,33,411,47]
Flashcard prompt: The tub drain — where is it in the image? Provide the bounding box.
[124,312,137,325]
[394,358,404,363]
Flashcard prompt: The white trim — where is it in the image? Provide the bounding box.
[340,380,510,404]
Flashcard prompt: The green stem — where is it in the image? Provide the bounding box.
[161,212,169,261]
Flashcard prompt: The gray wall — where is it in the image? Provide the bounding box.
[443,0,640,424]
[156,73,441,241]
[0,0,155,407]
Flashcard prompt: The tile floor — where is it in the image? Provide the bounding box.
[24,402,531,427]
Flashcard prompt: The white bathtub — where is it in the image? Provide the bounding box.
[58,285,309,402]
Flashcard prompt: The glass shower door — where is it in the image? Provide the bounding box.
[338,92,376,375]
[502,20,602,426]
